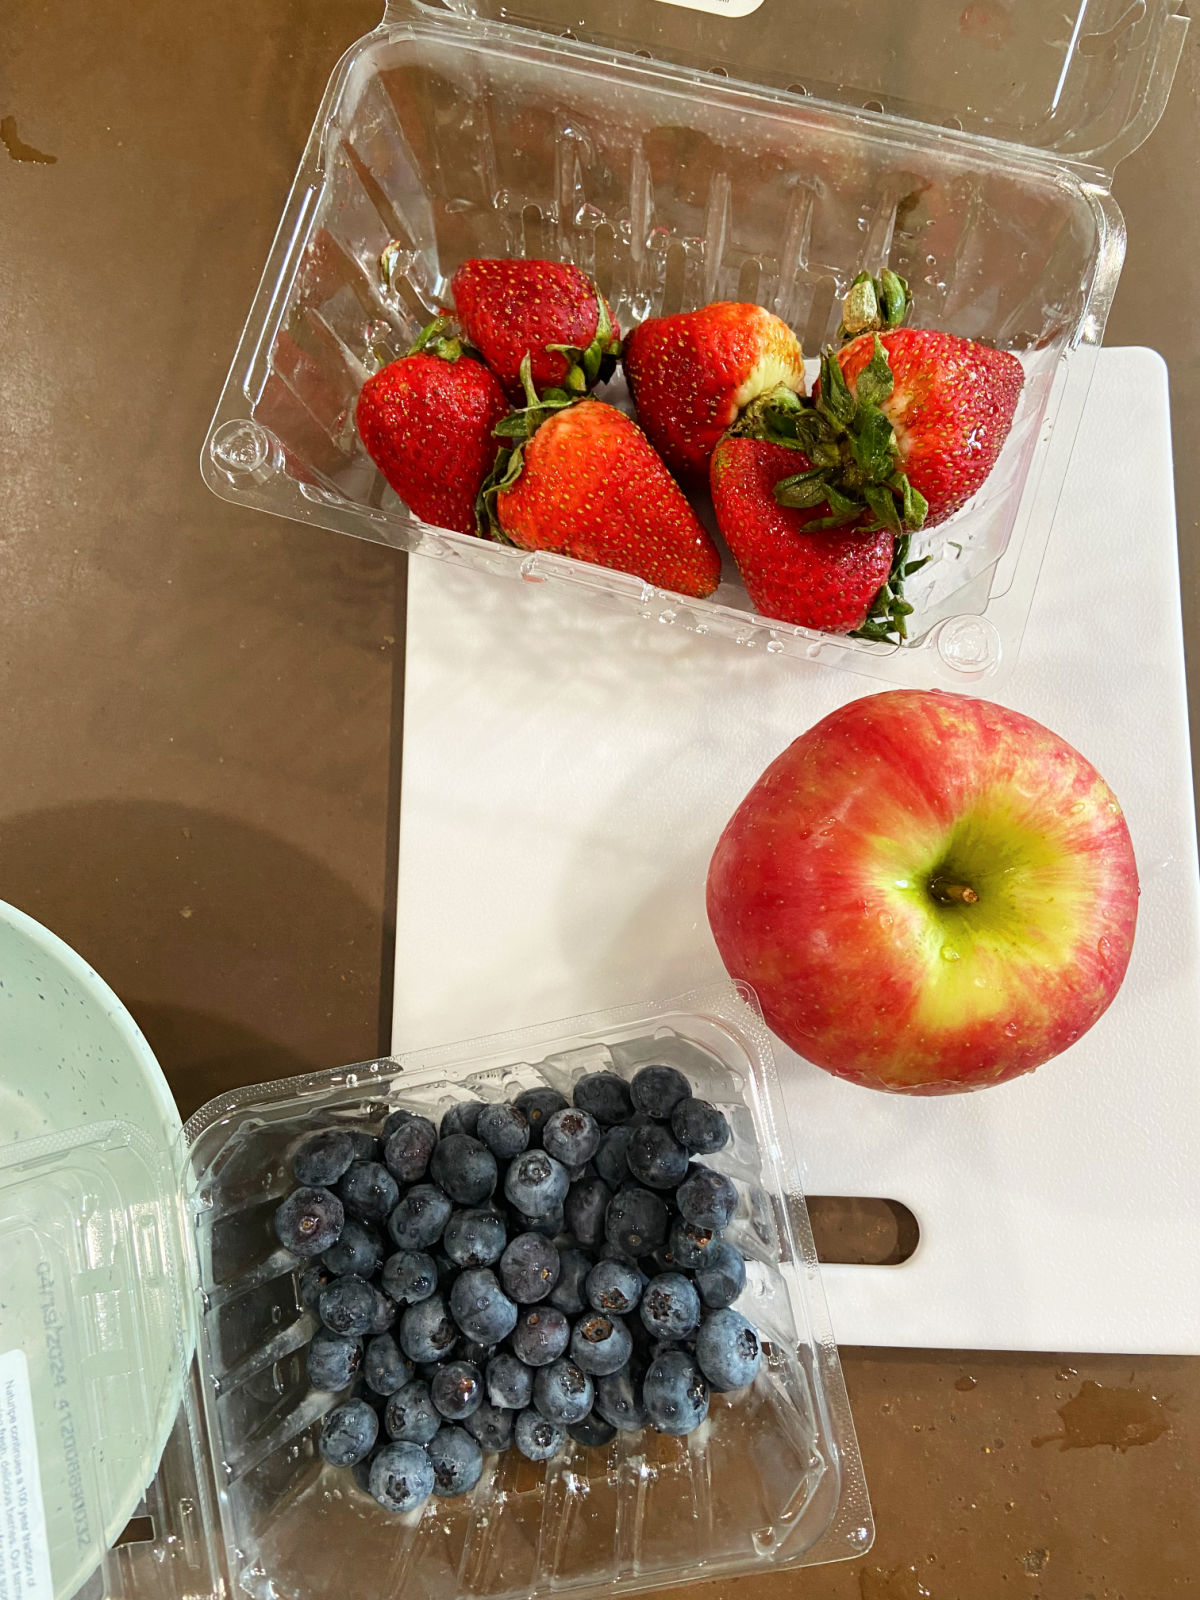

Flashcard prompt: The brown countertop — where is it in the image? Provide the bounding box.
[0,2,1195,1595]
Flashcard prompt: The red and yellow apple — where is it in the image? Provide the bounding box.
[706,690,1139,1094]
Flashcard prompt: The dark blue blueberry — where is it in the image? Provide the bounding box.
[428,1425,484,1497]
[542,1107,601,1168]
[515,1408,565,1462]
[431,1361,484,1421]
[670,1098,731,1155]
[486,1352,534,1410]
[369,1440,435,1512]
[364,1333,415,1396]
[387,1184,452,1250]
[509,1203,565,1239]
[676,1166,738,1231]
[570,1313,633,1377]
[563,1176,610,1247]
[695,1309,762,1392]
[594,1126,634,1188]
[337,1161,400,1225]
[476,1102,530,1160]
[568,1412,617,1448]
[626,1123,689,1190]
[668,1218,720,1270]
[381,1108,417,1141]
[629,1064,692,1121]
[513,1087,570,1144]
[639,1273,701,1342]
[499,1233,561,1304]
[504,1149,570,1217]
[275,1186,344,1258]
[297,1261,332,1312]
[548,1248,591,1316]
[440,1100,485,1138]
[369,1289,398,1334]
[605,1186,669,1257]
[306,1329,362,1390]
[464,1401,514,1453]
[383,1115,438,1183]
[695,1241,746,1309]
[293,1129,356,1188]
[533,1358,593,1425]
[643,1349,708,1435]
[381,1249,439,1305]
[345,1128,381,1162]
[572,1071,632,1127]
[318,1275,377,1338]
[319,1398,378,1467]
[510,1306,569,1367]
[585,1259,645,1316]
[594,1364,647,1432]
[398,1293,458,1364]
[322,1219,383,1278]
[431,1135,498,1206]
[449,1268,518,1343]
[443,1208,507,1268]
[384,1379,441,1444]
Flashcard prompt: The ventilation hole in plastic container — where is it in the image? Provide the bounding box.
[737,257,762,304]
[786,83,809,96]
[660,238,688,316]
[807,1196,920,1265]
[114,1516,156,1547]
[710,65,729,77]
[341,138,406,243]
[523,203,545,258]
[634,48,653,59]
[943,114,963,131]
[802,275,839,350]
[863,98,884,113]
[592,222,617,301]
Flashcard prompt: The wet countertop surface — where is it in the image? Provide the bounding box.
[0,2,1196,1595]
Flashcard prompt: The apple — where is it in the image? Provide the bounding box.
[706,690,1139,1094]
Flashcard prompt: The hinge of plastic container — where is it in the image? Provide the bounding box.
[517,550,653,600]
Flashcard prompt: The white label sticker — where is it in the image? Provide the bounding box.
[0,1352,52,1600]
[653,0,764,15]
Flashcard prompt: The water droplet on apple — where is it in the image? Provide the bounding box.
[1071,801,1086,814]
[972,975,986,988]
[1004,1021,1019,1036]
[1097,936,1112,958]
[878,911,894,930]
[940,946,961,962]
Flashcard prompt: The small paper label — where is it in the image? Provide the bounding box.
[653,0,764,15]
[0,1351,52,1600]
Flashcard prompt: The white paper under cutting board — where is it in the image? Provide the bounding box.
[394,347,1200,1355]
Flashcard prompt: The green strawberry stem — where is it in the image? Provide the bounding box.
[546,291,623,394]
[408,315,463,363]
[476,352,580,541]
[838,268,912,342]
[849,530,931,644]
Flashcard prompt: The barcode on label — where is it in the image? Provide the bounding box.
[0,1352,52,1600]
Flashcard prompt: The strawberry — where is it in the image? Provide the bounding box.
[710,436,895,634]
[478,362,721,599]
[450,258,621,400]
[356,319,509,537]
[623,303,806,484]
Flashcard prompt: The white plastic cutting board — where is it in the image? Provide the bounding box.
[393,347,1200,1355]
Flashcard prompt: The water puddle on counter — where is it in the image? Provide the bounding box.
[1032,1379,1171,1451]
[859,1566,932,1600]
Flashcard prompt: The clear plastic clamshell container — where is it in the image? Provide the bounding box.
[2,983,869,1600]
[203,0,1185,686]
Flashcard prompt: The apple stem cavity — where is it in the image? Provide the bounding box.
[929,877,979,906]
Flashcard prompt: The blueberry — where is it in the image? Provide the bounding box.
[297,1261,332,1312]
[695,1241,747,1309]
[381,1108,417,1140]
[369,1289,398,1334]
[293,1129,356,1188]
[431,1361,484,1421]
[431,1135,498,1206]
[499,1233,561,1304]
[383,1116,438,1183]
[515,1408,565,1462]
[585,1259,645,1316]
[440,1100,485,1138]
[275,1186,344,1258]
[449,1268,518,1343]
[369,1440,435,1513]
[398,1293,458,1364]
[640,1274,701,1341]
[533,1358,593,1425]
[668,1218,720,1269]
[570,1313,633,1377]
[695,1309,762,1392]
[676,1166,738,1231]
[476,1102,530,1160]
[319,1398,378,1466]
[564,1177,610,1247]
[504,1149,569,1217]
[568,1412,617,1449]
[509,1204,564,1240]
[464,1400,514,1453]
[605,1186,669,1257]
[643,1349,709,1435]
[345,1129,381,1162]
[626,1123,689,1190]
[381,1249,438,1305]
[306,1329,362,1390]
[318,1275,378,1338]
[513,1087,569,1143]
[387,1184,452,1250]
[594,1125,634,1188]
[364,1333,416,1396]
[384,1379,441,1444]
[322,1219,384,1278]
[443,1207,507,1268]
[594,1364,647,1432]
[670,1098,731,1156]
[572,1071,633,1127]
[486,1352,535,1410]
[428,1425,484,1497]
[548,1248,591,1315]
[510,1306,569,1367]
[337,1161,400,1226]
[629,1065,692,1121]
[542,1108,601,1168]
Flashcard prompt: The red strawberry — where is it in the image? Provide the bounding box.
[623,303,806,484]
[450,258,621,400]
[710,436,894,634]
[479,379,721,598]
[356,319,509,536]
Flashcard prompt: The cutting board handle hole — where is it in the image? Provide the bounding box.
[807,1195,919,1266]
